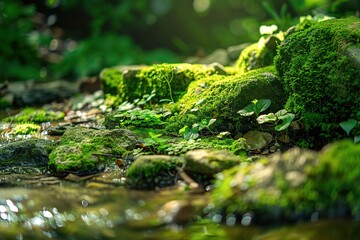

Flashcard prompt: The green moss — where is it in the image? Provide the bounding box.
[100,63,217,106]
[48,127,138,173]
[274,17,360,145]
[236,34,283,73]
[314,140,360,214]
[12,123,40,135]
[2,107,65,123]
[211,141,360,221]
[166,66,287,132]
[126,155,185,189]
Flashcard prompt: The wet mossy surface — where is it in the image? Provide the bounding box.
[275,17,360,146]
[126,155,185,189]
[48,127,138,174]
[211,140,360,223]
[0,139,57,169]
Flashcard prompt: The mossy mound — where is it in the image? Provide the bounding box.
[100,63,217,105]
[126,155,185,189]
[274,17,360,145]
[48,127,138,174]
[211,140,360,223]
[2,107,65,123]
[0,139,56,169]
[167,66,287,132]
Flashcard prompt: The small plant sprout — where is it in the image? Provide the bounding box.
[179,118,216,140]
[256,109,295,131]
[340,118,359,143]
[238,99,271,117]
[340,118,357,136]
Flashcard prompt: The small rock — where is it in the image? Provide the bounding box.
[243,131,273,150]
[185,149,243,176]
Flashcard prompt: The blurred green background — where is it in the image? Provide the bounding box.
[0,0,359,81]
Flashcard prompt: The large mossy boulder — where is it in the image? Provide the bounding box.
[100,63,217,105]
[0,139,56,169]
[126,155,185,189]
[274,17,360,145]
[48,127,138,174]
[168,66,287,132]
[211,140,360,223]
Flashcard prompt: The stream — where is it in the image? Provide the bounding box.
[1,173,360,240]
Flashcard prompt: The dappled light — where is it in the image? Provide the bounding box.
[0,0,359,239]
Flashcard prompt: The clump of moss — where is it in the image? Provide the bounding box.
[274,17,360,145]
[126,155,185,189]
[12,123,40,135]
[166,66,287,133]
[100,63,217,106]
[3,107,65,123]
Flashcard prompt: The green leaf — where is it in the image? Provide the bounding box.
[208,118,217,126]
[354,135,360,143]
[257,113,276,124]
[275,113,295,131]
[340,119,357,136]
[254,99,271,116]
[275,109,288,118]
[237,109,254,117]
[148,132,162,139]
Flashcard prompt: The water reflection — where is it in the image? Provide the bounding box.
[0,184,360,239]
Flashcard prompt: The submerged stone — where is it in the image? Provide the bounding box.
[211,140,360,223]
[0,139,56,169]
[126,155,185,189]
[48,127,138,174]
[274,17,360,145]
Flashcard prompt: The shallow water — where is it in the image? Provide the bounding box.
[1,175,360,240]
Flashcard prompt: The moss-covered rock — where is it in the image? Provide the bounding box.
[100,63,217,105]
[48,127,138,174]
[184,149,244,176]
[167,66,287,132]
[211,140,360,223]
[0,139,56,169]
[236,34,283,73]
[2,107,65,123]
[274,17,360,145]
[126,155,185,189]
